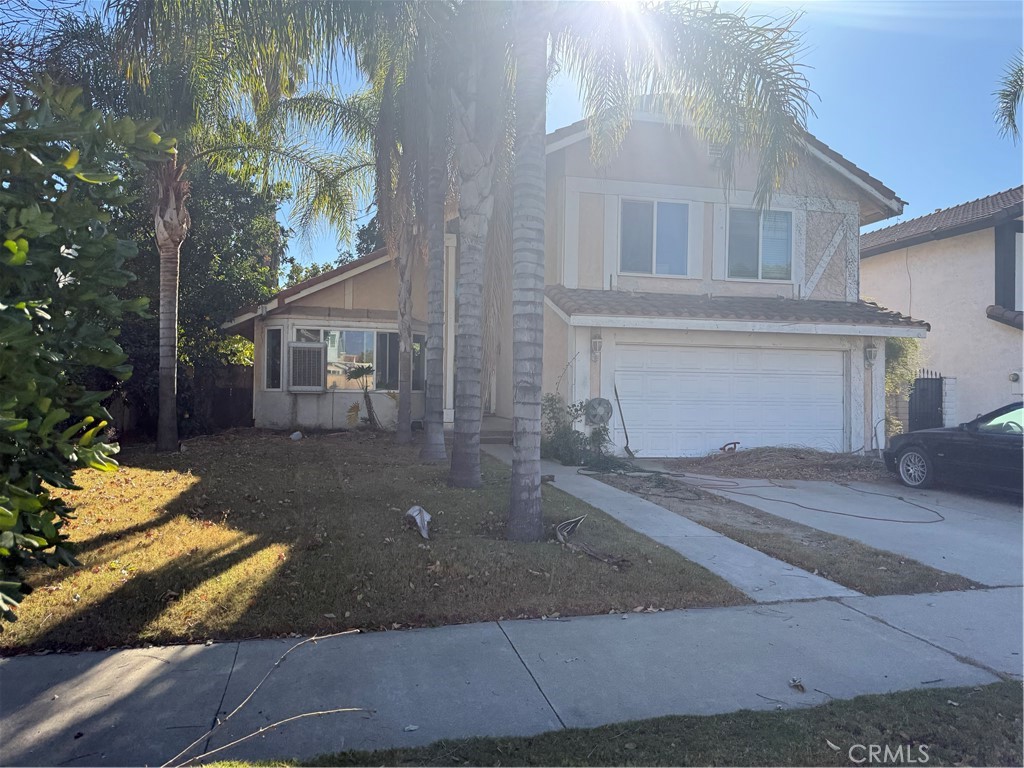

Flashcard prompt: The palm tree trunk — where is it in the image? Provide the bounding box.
[507,3,548,541]
[395,221,414,444]
[449,67,495,489]
[419,91,449,462]
[154,158,190,453]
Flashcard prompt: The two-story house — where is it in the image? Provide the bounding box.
[860,186,1024,426]
[225,115,928,457]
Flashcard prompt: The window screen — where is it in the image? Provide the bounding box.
[375,332,427,391]
[727,209,760,279]
[655,202,688,275]
[620,200,654,273]
[761,211,792,280]
[376,332,400,390]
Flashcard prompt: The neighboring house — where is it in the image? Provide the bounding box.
[861,187,1023,427]
[225,114,928,457]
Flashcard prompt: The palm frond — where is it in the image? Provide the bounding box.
[996,51,1023,143]
[190,122,373,243]
[556,2,813,209]
[275,89,380,145]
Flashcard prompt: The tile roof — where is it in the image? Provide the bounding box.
[986,304,1024,330]
[545,285,930,330]
[861,187,1024,257]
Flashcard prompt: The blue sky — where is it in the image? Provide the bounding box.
[291,0,1023,261]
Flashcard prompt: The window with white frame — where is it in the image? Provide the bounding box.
[293,328,425,391]
[620,199,689,276]
[376,332,426,390]
[727,208,793,280]
[264,327,282,390]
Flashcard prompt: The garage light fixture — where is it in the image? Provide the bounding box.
[591,335,603,361]
[864,342,877,367]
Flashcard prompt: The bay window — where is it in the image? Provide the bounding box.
[285,328,425,391]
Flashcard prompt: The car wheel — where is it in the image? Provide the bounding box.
[897,446,934,488]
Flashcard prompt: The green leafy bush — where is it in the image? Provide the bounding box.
[885,336,922,434]
[0,80,176,622]
[540,393,613,467]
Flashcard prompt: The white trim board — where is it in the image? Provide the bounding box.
[560,313,926,338]
[564,176,860,216]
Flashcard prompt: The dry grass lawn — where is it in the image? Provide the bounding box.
[1,431,747,654]
[669,447,891,483]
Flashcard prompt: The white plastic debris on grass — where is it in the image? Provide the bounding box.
[290,431,303,441]
[405,505,432,539]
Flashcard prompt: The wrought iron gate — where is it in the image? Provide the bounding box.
[908,369,943,432]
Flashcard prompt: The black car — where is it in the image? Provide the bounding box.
[884,402,1023,492]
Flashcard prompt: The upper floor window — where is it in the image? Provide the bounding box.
[727,209,792,281]
[620,199,689,276]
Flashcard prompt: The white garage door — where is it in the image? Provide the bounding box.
[613,344,846,457]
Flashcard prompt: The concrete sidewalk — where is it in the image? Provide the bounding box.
[2,589,1018,766]
[483,445,858,603]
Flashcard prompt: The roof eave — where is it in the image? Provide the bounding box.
[542,300,928,337]
[223,249,391,330]
[861,208,1021,258]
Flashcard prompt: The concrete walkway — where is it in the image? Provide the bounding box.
[2,589,1019,766]
[679,475,1023,586]
[484,445,859,603]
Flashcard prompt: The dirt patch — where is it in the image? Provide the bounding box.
[598,472,982,596]
[667,447,892,484]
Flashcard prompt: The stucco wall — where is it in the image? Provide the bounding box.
[542,305,570,397]
[545,156,565,287]
[578,192,605,289]
[288,254,428,321]
[555,120,863,302]
[861,228,1023,422]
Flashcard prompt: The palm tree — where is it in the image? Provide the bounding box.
[103,3,372,450]
[504,2,812,539]
[447,3,512,489]
[507,1,549,541]
[419,34,452,464]
[996,51,1023,142]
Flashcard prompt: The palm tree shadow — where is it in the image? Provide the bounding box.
[28,538,269,652]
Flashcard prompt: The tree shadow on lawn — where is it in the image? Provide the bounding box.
[4,430,747,654]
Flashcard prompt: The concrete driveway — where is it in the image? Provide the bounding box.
[690,476,1022,586]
